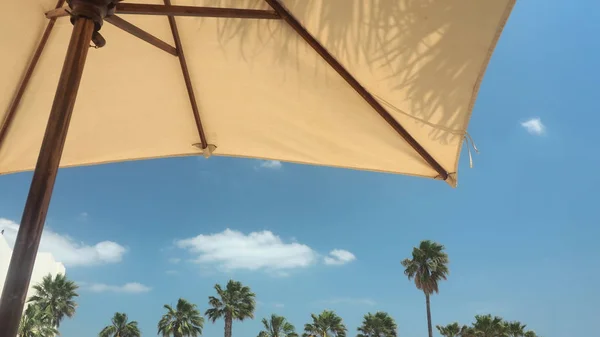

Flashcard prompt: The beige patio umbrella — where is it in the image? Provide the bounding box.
[0,0,514,335]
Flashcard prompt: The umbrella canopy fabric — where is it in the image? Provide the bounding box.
[0,0,514,186]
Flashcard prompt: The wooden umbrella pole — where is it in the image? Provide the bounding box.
[0,17,95,337]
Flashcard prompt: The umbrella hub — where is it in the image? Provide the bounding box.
[67,0,120,47]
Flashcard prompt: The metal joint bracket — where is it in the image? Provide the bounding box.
[193,143,217,158]
[67,0,118,47]
[435,172,457,187]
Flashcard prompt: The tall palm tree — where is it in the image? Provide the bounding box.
[302,310,347,337]
[506,321,526,337]
[436,322,461,337]
[205,280,256,337]
[28,273,79,328]
[18,304,58,337]
[471,315,507,337]
[401,240,449,337]
[357,312,397,337]
[158,298,204,337]
[99,312,141,337]
[523,331,538,337]
[258,314,298,337]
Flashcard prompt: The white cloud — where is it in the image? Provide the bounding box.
[165,270,178,275]
[521,118,545,135]
[259,160,282,169]
[175,229,317,272]
[324,249,356,265]
[78,212,89,221]
[168,258,181,264]
[81,282,151,294]
[318,298,376,306]
[0,218,126,267]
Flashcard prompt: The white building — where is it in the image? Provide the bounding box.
[0,232,66,310]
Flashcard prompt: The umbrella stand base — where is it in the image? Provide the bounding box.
[0,17,95,337]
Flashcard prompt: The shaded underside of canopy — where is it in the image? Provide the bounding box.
[0,0,515,187]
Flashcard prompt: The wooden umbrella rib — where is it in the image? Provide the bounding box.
[117,3,280,19]
[163,0,208,150]
[105,15,178,56]
[46,4,280,19]
[0,0,65,153]
[264,0,450,181]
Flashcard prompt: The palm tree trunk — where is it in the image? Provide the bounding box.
[425,293,433,337]
[225,311,233,337]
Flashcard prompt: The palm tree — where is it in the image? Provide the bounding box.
[18,304,58,337]
[258,314,298,337]
[401,240,449,337]
[28,273,79,328]
[357,312,397,337]
[158,298,204,337]
[506,321,526,337]
[471,315,507,337]
[205,280,256,337]
[436,322,461,337]
[523,331,538,337]
[302,310,346,337]
[99,312,141,337]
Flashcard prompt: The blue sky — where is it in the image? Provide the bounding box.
[1,0,600,337]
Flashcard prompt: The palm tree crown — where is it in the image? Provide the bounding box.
[205,280,256,337]
[258,314,298,337]
[506,321,527,337]
[99,312,141,337]
[158,298,204,337]
[303,310,347,337]
[401,240,449,294]
[436,322,462,337]
[28,273,79,328]
[357,312,397,337]
[471,315,507,337]
[460,325,475,337]
[18,304,58,337]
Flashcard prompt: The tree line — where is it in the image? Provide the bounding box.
[17,240,541,337]
[436,317,539,337]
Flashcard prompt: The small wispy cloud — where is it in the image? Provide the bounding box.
[165,270,178,275]
[168,258,181,264]
[323,249,356,265]
[317,298,376,306]
[80,282,151,294]
[521,118,545,135]
[273,303,285,308]
[78,212,89,221]
[259,160,283,170]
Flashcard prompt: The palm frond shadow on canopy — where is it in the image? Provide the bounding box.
[200,0,512,148]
